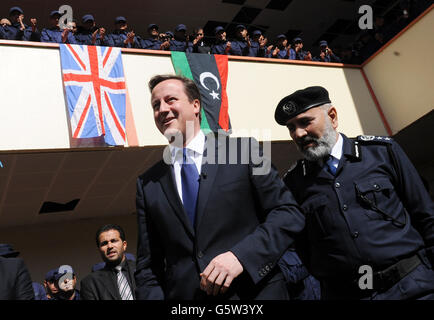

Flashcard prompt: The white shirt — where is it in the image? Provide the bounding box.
[328,133,343,170]
[169,130,205,202]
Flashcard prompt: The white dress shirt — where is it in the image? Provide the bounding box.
[328,133,343,170]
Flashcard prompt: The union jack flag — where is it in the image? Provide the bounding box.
[60,44,126,146]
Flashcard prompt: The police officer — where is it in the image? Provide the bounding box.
[313,40,341,63]
[267,34,292,59]
[2,6,40,41]
[211,26,230,55]
[169,24,193,52]
[75,14,109,46]
[292,37,312,61]
[44,265,80,300]
[41,10,77,44]
[248,30,267,57]
[108,16,139,48]
[229,24,250,56]
[274,86,434,299]
[139,23,169,50]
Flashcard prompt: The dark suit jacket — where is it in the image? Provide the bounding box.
[135,135,305,300]
[80,259,136,300]
[0,257,35,300]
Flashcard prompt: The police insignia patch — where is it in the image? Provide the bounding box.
[359,135,375,141]
[282,101,297,115]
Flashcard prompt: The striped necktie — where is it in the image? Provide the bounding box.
[115,265,133,300]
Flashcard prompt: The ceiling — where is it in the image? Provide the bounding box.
[1,0,408,54]
[0,142,302,229]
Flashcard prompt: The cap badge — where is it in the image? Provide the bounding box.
[282,101,297,115]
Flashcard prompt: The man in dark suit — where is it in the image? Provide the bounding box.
[134,74,305,300]
[81,224,136,300]
[0,256,34,300]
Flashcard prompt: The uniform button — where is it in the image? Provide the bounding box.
[197,251,204,259]
[352,231,359,238]
[265,265,270,271]
[335,182,341,188]
[342,204,348,211]
[374,184,380,190]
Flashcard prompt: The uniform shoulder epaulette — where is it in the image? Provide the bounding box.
[283,159,302,179]
[356,135,393,144]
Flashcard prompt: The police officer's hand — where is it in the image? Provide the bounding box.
[246,35,251,47]
[267,44,274,55]
[30,18,37,31]
[160,40,170,50]
[326,47,333,56]
[61,28,70,43]
[225,41,231,54]
[259,36,267,48]
[18,14,25,30]
[272,46,279,57]
[200,251,243,296]
[304,51,312,61]
[99,28,106,39]
[320,51,326,60]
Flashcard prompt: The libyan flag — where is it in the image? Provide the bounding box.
[171,52,231,133]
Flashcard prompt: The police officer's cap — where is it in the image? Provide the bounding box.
[82,14,95,23]
[115,16,127,24]
[50,10,61,17]
[9,6,24,15]
[0,243,20,258]
[252,30,262,37]
[175,24,187,32]
[236,24,246,30]
[148,23,158,30]
[214,26,225,34]
[165,31,174,37]
[277,34,287,40]
[293,37,302,43]
[45,265,75,282]
[274,86,331,125]
[319,40,328,47]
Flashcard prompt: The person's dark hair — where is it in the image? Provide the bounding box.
[148,74,202,121]
[95,224,126,247]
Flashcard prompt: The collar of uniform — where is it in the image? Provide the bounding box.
[169,130,205,163]
[342,133,361,161]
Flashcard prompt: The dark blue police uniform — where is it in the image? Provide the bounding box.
[283,134,434,299]
[140,37,162,50]
[248,40,265,57]
[211,39,228,54]
[107,30,140,48]
[75,30,111,46]
[41,27,77,44]
[169,39,193,52]
[2,23,40,41]
[229,39,249,56]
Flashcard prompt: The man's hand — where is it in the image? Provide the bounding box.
[99,28,106,39]
[272,47,279,57]
[160,40,170,50]
[62,28,70,43]
[30,18,37,32]
[259,36,267,48]
[225,41,231,54]
[92,29,99,44]
[319,51,326,61]
[18,14,25,30]
[200,251,243,296]
[124,31,135,44]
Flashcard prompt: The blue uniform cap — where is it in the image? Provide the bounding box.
[275,86,331,125]
[252,30,262,37]
[319,40,328,47]
[148,23,158,30]
[0,243,20,258]
[214,26,225,34]
[45,265,75,281]
[9,6,24,15]
[175,24,187,32]
[165,31,174,37]
[236,24,246,30]
[277,34,287,39]
[293,37,302,43]
[50,10,61,17]
[115,16,127,24]
[82,14,95,23]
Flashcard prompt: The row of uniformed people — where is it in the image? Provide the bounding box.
[0,6,341,62]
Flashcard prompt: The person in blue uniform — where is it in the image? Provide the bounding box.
[139,23,169,50]
[248,30,267,57]
[2,6,40,42]
[292,37,311,61]
[267,34,292,59]
[107,16,139,48]
[313,40,341,63]
[75,14,109,46]
[274,86,434,300]
[229,24,250,56]
[169,24,193,52]
[211,26,230,55]
[41,10,77,44]
[44,265,80,300]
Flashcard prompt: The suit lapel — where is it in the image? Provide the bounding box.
[159,161,195,238]
[195,136,220,231]
[100,268,120,300]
